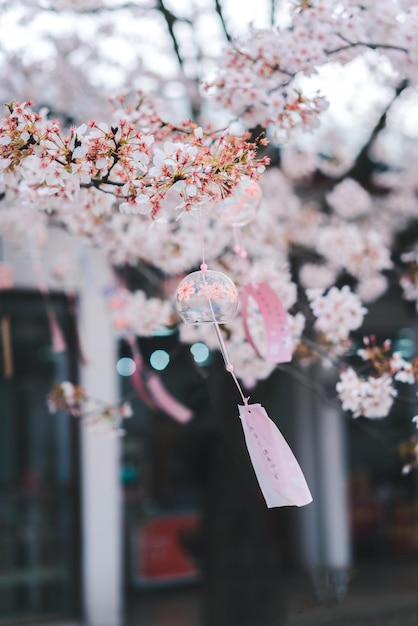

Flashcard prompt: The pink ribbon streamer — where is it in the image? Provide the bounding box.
[241,282,292,364]
[126,335,158,410]
[239,403,312,508]
[126,336,193,422]
[33,264,67,354]
[66,291,88,365]
[147,374,194,424]
[46,309,67,353]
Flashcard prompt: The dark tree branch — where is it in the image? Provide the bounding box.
[327,33,409,57]
[343,78,409,186]
[155,0,185,70]
[301,334,345,369]
[214,0,232,43]
[271,0,276,27]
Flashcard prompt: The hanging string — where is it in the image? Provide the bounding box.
[212,318,249,405]
[198,208,207,269]
[198,208,249,406]
[0,252,14,379]
[232,224,250,282]
[33,262,67,353]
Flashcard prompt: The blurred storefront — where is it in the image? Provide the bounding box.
[1,235,418,626]
[1,237,122,626]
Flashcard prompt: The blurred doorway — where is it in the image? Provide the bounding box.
[0,291,80,623]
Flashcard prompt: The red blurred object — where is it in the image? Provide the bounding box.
[389,504,418,555]
[131,512,201,586]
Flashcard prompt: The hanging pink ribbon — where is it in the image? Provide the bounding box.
[126,335,158,410]
[47,308,67,353]
[66,291,88,365]
[126,335,193,421]
[0,262,14,379]
[241,282,292,364]
[209,312,312,508]
[33,263,67,354]
[146,374,194,424]
[239,403,312,508]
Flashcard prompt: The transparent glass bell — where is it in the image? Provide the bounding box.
[175,269,239,324]
[219,176,262,227]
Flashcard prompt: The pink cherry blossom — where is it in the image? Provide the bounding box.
[177,280,195,302]
[336,368,398,419]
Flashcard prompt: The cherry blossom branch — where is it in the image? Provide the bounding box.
[326,33,409,57]
[300,334,347,370]
[204,2,417,142]
[43,1,191,24]
[233,47,295,81]
[0,100,267,219]
[47,381,133,437]
[80,179,125,189]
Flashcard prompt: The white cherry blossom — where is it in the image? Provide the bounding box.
[336,368,398,419]
[307,286,367,344]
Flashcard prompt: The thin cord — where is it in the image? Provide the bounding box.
[198,208,206,268]
[212,320,249,405]
[232,224,250,285]
[198,209,249,405]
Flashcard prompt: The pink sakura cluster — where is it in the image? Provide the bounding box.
[203,26,330,142]
[47,381,86,417]
[315,226,393,302]
[336,337,418,420]
[256,164,398,306]
[307,285,367,348]
[0,99,267,219]
[336,337,418,471]
[205,0,418,141]
[399,251,418,311]
[107,288,174,337]
[47,381,133,437]
[336,367,398,419]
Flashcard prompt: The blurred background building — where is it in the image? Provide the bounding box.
[1,232,418,626]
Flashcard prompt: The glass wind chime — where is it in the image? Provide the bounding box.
[175,179,312,508]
